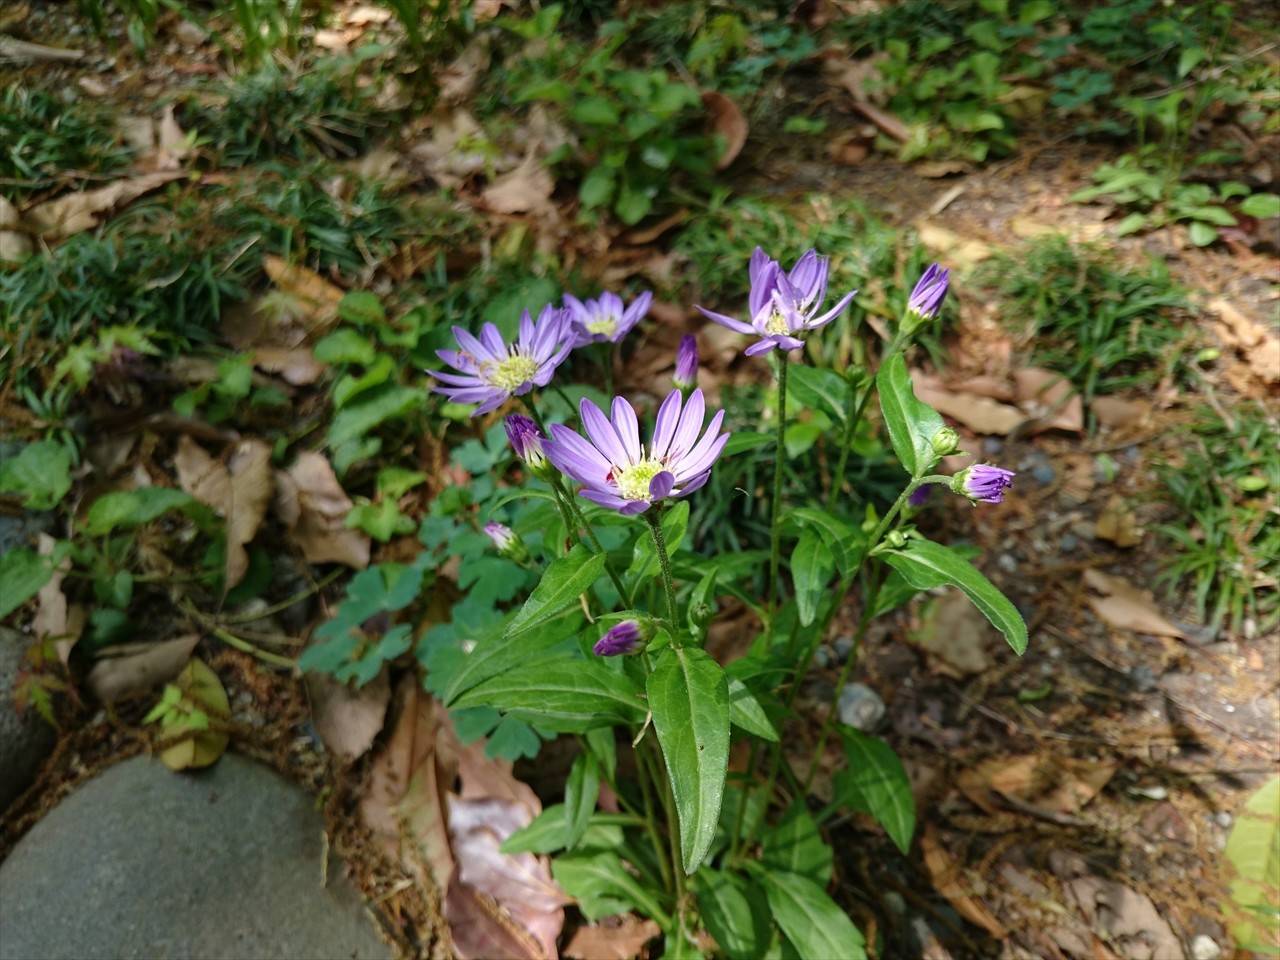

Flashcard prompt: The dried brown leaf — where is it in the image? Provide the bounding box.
[1091,396,1150,429]
[1095,495,1142,548]
[155,104,190,170]
[912,590,996,677]
[27,171,185,239]
[308,669,390,764]
[1083,569,1186,639]
[175,437,272,588]
[970,754,1116,816]
[564,917,661,960]
[262,254,344,322]
[86,634,201,703]
[702,91,748,170]
[915,372,1024,435]
[921,825,1007,939]
[851,100,910,143]
[481,155,555,215]
[1014,367,1083,433]
[276,452,370,569]
[34,533,75,663]
[1066,877,1185,960]
[252,346,325,386]
[915,221,993,270]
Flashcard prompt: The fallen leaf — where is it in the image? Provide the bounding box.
[915,160,972,178]
[915,221,993,270]
[1066,877,1185,960]
[824,54,889,104]
[314,28,352,52]
[27,171,185,239]
[702,91,748,170]
[620,208,688,245]
[481,154,555,215]
[1083,569,1187,639]
[921,825,1007,939]
[34,533,75,663]
[915,371,1024,435]
[308,669,390,764]
[346,3,392,25]
[262,254,344,324]
[438,40,491,104]
[828,138,870,166]
[409,109,497,188]
[1209,297,1280,385]
[276,451,370,569]
[912,590,996,677]
[1091,396,1150,429]
[155,104,191,170]
[252,346,325,386]
[0,230,31,262]
[175,437,273,588]
[1009,215,1105,243]
[1014,367,1083,433]
[1095,495,1142,548]
[159,657,230,771]
[961,754,1116,816]
[564,916,661,960]
[851,100,910,142]
[86,634,201,703]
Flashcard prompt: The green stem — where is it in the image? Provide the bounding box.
[650,737,686,913]
[768,354,789,612]
[603,342,616,397]
[556,478,631,602]
[827,332,909,508]
[645,512,680,629]
[826,375,859,509]
[635,737,675,895]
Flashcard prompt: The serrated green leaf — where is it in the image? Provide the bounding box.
[884,538,1027,654]
[835,727,915,855]
[0,441,72,510]
[876,354,945,478]
[648,646,730,874]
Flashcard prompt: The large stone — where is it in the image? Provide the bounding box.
[0,625,55,811]
[0,754,392,960]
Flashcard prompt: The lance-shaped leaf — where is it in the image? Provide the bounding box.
[505,544,605,640]
[648,646,730,874]
[790,529,835,627]
[876,353,945,478]
[835,727,916,855]
[884,538,1027,654]
[453,657,646,732]
[760,870,866,960]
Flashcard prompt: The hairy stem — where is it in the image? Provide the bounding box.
[768,354,789,612]
[645,512,679,629]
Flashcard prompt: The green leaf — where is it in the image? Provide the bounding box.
[884,539,1027,654]
[1241,194,1280,219]
[442,612,580,704]
[692,871,770,960]
[338,291,386,326]
[502,804,571,854]
[614,184,652,226]
[1114,212,1149,236]
[345,499,414,542]
[0,441,72,510]
[506,544,606,640]
[723,432,772,456]
[762,803,833,885]
[790,530,835,627]
[565,751,601,849]
[628,501,689,581]
[553,851,669,924]
[83,488,202,536]
[727,677,777,742]
[0,548,53,620]
[453,657,646,732]
[648,646,730,874]
[790,507,864,576]
[327,384,424,451]
[876,354,945,478]
[759,870,866,960]
[1188,221,1219,247]
[579,166,616,208]
[786,366,849,425]
[834,728,916,855]
[1224,775,1280,954]
[571,96,621,126]
[314,329,377,365]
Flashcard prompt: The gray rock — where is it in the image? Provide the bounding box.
[982,438,1003,457]
[1191,934,1222,960]
[0,754,391,960]
[838,683,885,732]
[833,635,855,662]
[0,626,55,811]
[814,645,832,669]
[1031,462,1056,486]
[1060,533,1079,552]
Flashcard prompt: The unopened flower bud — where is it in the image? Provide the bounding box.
[931,427,960,457]
[885,529,908,549]
[905,262,950,328]
[484,522,528,561]
[593,619,649,657]
[504,414,553,479]
[673,335,698,391]
[951,464,1016,505]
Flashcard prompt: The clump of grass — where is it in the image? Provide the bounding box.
[1157,402,1280,636]
[977,235,1192,405]
[1,86,133,199]
[181,58,386,168]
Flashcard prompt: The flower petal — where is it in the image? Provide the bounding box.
[696,305,754,335]
[581,397,630,468]
[649,389,683,461]
[649,470,675,500]
[611,397,642,464]
[668,388,705,460]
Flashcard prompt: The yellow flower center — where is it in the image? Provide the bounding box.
[484,354,539,391]
[764,309,791,335]
[586,314,619,337]
[614,459,665,500]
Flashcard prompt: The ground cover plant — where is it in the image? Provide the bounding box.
[2,1,1278,958]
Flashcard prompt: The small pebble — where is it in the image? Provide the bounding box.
[997,553,1018,574]
[814,646,832,669]
[1130,784,1168,801]
[1031,463,1056,486]
[1130,664,1158,693]
[883,891,907,916]
[834,636,855,661]
[1215,811,1233,830]
[1191,934,1222,960]
[1060,533,1079,552]
[982,438,1004,456]
[838,683,885,732]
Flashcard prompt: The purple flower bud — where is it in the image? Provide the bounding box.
[908,484,935,507]
[484,522,527,560]
[674,335,698,390]
[593,619,646,657]
[907,263,950,321]
[953,464,1015,504]
[504,414,551,477]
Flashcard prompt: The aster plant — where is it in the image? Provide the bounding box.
[325,255,1026,960]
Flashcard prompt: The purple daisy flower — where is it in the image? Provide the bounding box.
[564,290,653,347]
[673,334,698,391]
[953,464,1016,504]
[593,619,646,657]
[696,247,858,356]
[907,263,950,321]
[431,305,572,416]
[543,388,729,515]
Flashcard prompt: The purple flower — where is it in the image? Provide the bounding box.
[907,263,950,321]
[431,305,572,416]
[953,464,1015,504]
[593,619,646,656]
[908,484,935,507]
[564,290,653,347]
[673,335,698,390]
[696,247,857,356]
[504,414,550,476]
[543,388,729,515]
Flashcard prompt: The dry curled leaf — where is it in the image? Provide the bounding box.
[481,154,555,215]
[26,171,185,239]
[921,825,1007,940]
[915,372,1024,435]
[702,91,748,170]
[276,451,370,569]
[564,916,661,960]
[1014,367,1083,433]
[174,436,273,588]
[1095,495,1142,548]
[1083,569,1187,639]
[262,254,344,325]
[34,533,76,663]
[308,669,390,764]
[86,634,201,703]
[251,346,325,386]
[1066,877,1185,960]
[960,754,1116,817]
